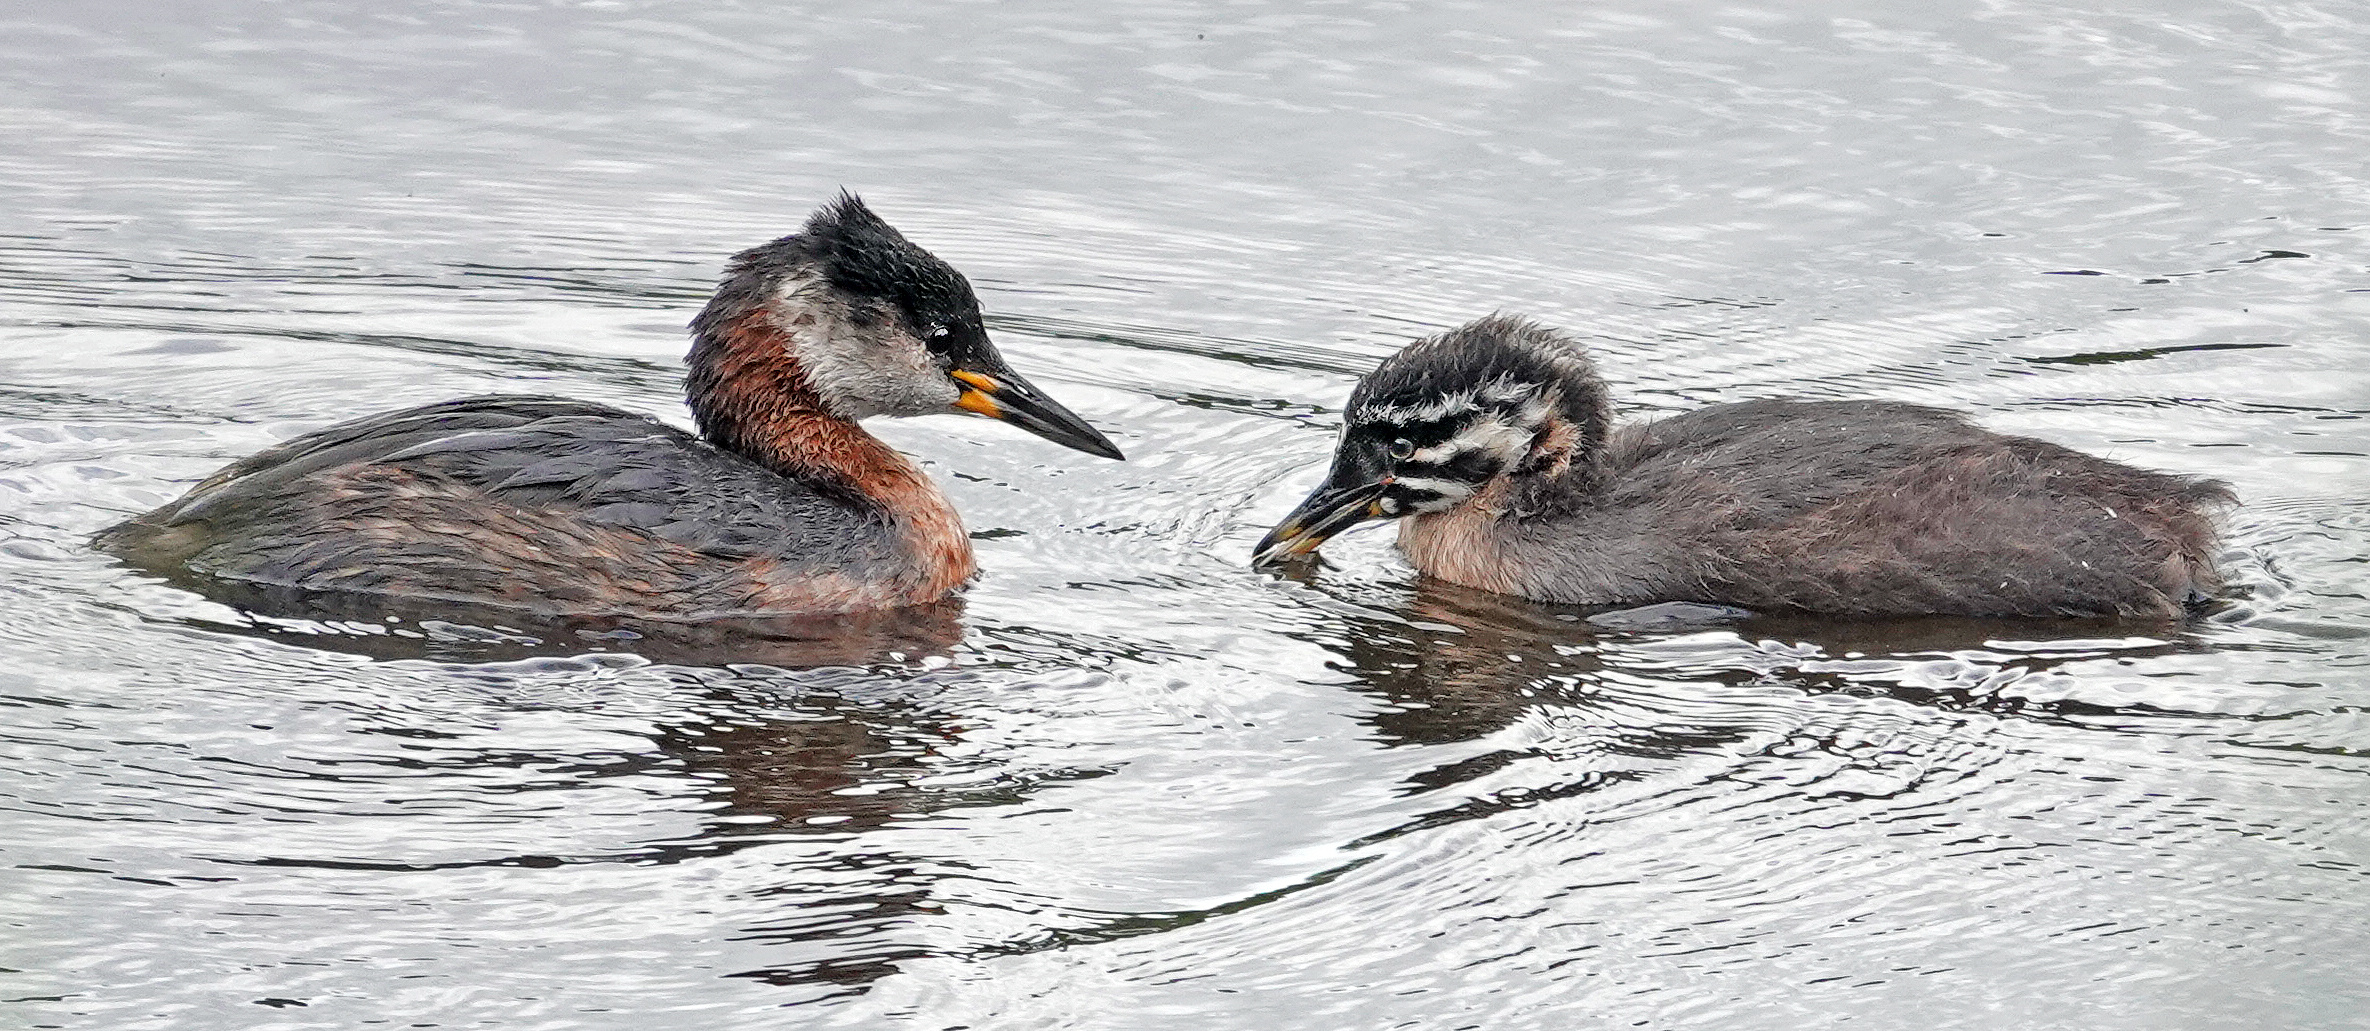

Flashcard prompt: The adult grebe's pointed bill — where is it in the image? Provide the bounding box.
[948,351,1124,460]
[1252,452,1390,568]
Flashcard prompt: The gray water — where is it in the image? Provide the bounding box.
[5,2,2369,1028]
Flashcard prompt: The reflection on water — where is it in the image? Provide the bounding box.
[147,575,971,667]
[672,690,1042,996]
[1294,580,2246,842]
[5,0,2370,1028]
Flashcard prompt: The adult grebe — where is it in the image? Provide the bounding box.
[1254,315,2232,618]
[99,194,1123,618]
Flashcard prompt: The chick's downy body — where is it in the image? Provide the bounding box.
[1259,316,2232,619]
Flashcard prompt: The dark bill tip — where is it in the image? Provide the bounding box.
[1251,481,1385,568]
[951,369,1124,460]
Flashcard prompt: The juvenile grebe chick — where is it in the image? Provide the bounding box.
[1254,315,2234,619]
[99,194,1123,618]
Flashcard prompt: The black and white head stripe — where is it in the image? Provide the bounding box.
[1348,315,1608,441]
[1338,315,1613,512]
[1353,371,1543,426]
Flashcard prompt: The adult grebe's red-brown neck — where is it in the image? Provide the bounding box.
[686,300,975,598]
[686,302,905,491]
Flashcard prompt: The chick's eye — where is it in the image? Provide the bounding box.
[1387,438,1414,461]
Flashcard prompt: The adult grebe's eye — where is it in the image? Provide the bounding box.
[1388,438,1414,461]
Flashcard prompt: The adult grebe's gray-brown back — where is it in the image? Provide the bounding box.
[97,194,1123,619]
[1255,315,2231,619]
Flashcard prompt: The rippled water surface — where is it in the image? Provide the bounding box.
[6,2,2369,1028]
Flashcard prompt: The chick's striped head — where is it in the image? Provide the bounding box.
[1342,314,1611,514]
[1253,315,1615,567]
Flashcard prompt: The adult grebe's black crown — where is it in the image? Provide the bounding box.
[799,192,977,322]
[697,192,979,340]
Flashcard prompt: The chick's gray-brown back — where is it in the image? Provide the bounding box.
[96,396,905,617]
[1519,398,2234,617]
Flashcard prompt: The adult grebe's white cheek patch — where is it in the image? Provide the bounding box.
[770,274,960,420]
